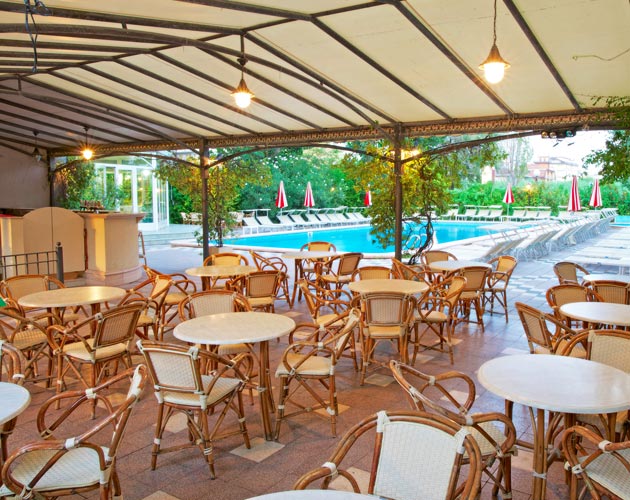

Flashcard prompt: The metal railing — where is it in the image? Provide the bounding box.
[0,242,64,283]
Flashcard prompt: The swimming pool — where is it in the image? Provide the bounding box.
[224,222,496,254]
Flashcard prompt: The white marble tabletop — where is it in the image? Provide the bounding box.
[428,260,491,272]
[248,491,374,500]
[185,265,256,278]
[560,301,630,327]
[18,286,126,309]
[584,274,630,284]
[349,278,428,295]
[174,311,296,345]
[478,354,630,414]
[0,382,31,425]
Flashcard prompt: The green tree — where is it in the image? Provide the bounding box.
[584,96,630,184]
[502,138,532,185]
[155,151,270,246]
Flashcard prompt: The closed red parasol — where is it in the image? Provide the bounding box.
[303,181,314,208]
[364,190,372,207]
[503,184,514,205]
[275,181,288,209]
[589,178,602,208]
[567,176,582,212]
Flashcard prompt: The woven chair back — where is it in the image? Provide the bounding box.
[586,280,630,305]
[303,241,336,252]
[458,266,490,292]
[495,255,517,274]
[546,284,598,309]
[442,276,467,308]
[421,250,457,265]
[353,266,392,280]
[92,303,143,348]
[205,252,249,266]
[181,290,251,319]
[336,253,363,276]
[515,302,553,351]
[588,329,630,373]
[362,292,414,327]
[1,275,62,300]
[553,261,587,284]
[245,271,280,298]
[140,343,204,394]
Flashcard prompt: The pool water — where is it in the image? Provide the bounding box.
[224,222,495,254]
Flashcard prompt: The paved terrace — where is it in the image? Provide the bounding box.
[10,224,630,500]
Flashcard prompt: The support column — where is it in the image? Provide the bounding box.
[393,124,403,260]
[200,140,210,261]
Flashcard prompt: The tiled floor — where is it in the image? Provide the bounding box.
[8,225,630,500]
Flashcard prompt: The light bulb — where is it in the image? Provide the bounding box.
[232,77,254,109]
[482,61,506,84]
[82,148,94,160]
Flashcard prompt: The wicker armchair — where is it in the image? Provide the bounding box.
[141,266,197,330]
[46,302,143,399]
[138,341,252,479]
[201,253,250,289]
[390,360,516,499]
[483,255,518,321]
[0,274,84,325]
[558,329,630,439]
[274,309,360,439]
[0,365,147,500]
[357,291,415,385]
[546,283,601,329]
[121,275,173,341]
[412,275,466,365]
[249,250,292,307]
[455,266,491,331]
[515,302,586,357]
[227,270,283,313]
[293,410,482,500]
[553,261,588,285]
[0,306,57,384]
[563,424,630,500]
[317,252,363,291]
[0,341,25,467]
[351,266,393,281]
[299,280,353,327]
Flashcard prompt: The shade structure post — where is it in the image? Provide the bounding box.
[589,178,602,208]
[567,176,581,212]
[200,140,210,261]
[393,126,403,261]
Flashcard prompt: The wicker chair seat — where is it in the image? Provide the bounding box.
[275,352,332,377]
[460,290,482,300]
[319,275,352,285]
[415,309,447,323]
[216,343,250,356]
[365,325,407,338]
[578,447,630,498]
[62,339,127,361]
[470,421,512,456]
[248,296,274,308]
[161,375,240,407]
[11,328,48,350]
[534,342,586,357]
[5,446,107,492]
[164,292,188,305]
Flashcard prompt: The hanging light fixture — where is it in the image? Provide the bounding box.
[31,130,42,162]
[479,0,510,84]
[231,35,254,109]
[81,126,94,160]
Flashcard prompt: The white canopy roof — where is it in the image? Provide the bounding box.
[0,0,627,156]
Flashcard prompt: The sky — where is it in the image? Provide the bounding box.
[527,130,609,174]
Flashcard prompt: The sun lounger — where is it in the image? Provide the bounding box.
[257,215,293,231]
[483,206,503,221]
[304,213,323,227]
[457,206,478,220]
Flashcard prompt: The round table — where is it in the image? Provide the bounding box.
[248,491,374,499]
[584,273,630,284]
[174,312,296,440]
[18,286,126,315]
[0,382,31,425]
[559,301,630,327]
[348,279,428,295]
[186,265,256,290]
[478,354,630,500]
[428,260,491,272]
[283,251,338,303]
